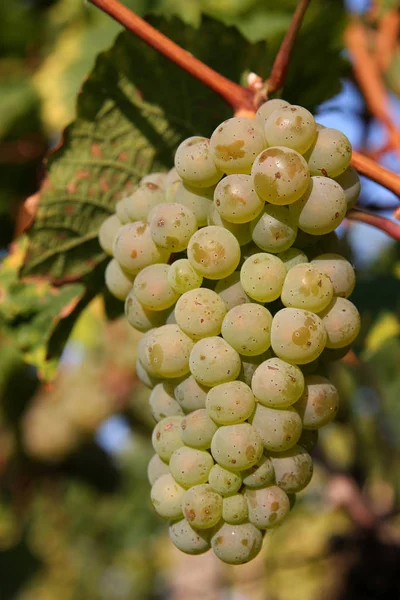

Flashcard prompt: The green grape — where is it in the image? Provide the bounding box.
[214,174,264,224]
[141,171,167,189]
[319,297,360,348]
[133,264,179,311]
[222,494,248,524]
[175,288,227,340]
[221,304,272,356]
[125,182,165,222]
[180,409,218,449]
[148,202,197,252]
[214,272,251,310]
[251,146,310,205]
[206,381,255,425]
[98,214,121,256]
[242,455,275,489]
[245,485,290,528]
[165,167,182,202]
[175,182,214,226]
[113,222,170,275]
[250,204,297,253]
[311,254,356,298]
[152,416,184,462]
[256,98,291,127]
[295,375,339,429]
[189,336,241,386]
[289,177,347,235]
[306,127,352,177]
[251,357,304,408]
[250,404,302,451]
[174,375,208,413]
[169,447,214,488]
[138,325,194,378]
[168,259,203,294]
[149,383,184,422]
[270,445,313,493]
[168,518,211,555]
[208,464,242,496]
[264,105,317,154]
[211,522,263,565]
[125,289,167,333]
[115,199,130,224]
[187,226,241,280]
[210,117,266,175]
[211,423,263,471]
[240,253,286,302]
[148,454,170,485]
[271,308,327,364]
[207,204,252,246]
[182,484,223,529]
[281,263,334,312]
[174,136,223,188]
[297,428,319,452]
[151,473,185,519]
[136,358,160,389]
[277,248,308,271]
[334,165,361,210]
[105,258,135,300]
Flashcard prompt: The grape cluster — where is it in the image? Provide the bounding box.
[98,99,361,565]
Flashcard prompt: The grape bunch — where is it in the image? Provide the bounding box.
[98,98,361,565]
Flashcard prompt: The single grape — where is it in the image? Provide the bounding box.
[210,117,266,174]
[240,253,286,302]
[242,455,275,489]
[297,428,319,452]
[125,182,165,222]
[147,454,170,485]
[115,199,130,224]
[271,308,327,364]
[174,182,214,226]
[334,165,361,210]
[125,289,167,332]
[251,146,310,205]
[295,375,339,428]
[174,375,208,413]
[165,167,182,202]
[281,263,334,312]
[250,204,297,253]
[133,264,179,311]
[136,358,160,389]
[152,416,184,462]
[182,484,223,529]
[289,177,347,235]
[207,204,252,246]
[306,127,352,177]
[251,357,304,408]
[113,222,170,275]
[211,522,263,565]
[151,473,185,519]
[98,214,121,255]
[105,258,134,300]
[264,105,317,154]
[256,98,291,127]
[167,259,203,294]
[211,423,264,471]
[174,288,227,340]
[245,485,290,528]
[250,404,302,451]
[208,464,242,496]
[187,226,241,280]
[169,447,214,488]
[311,254,356,298]
[214,272,252,310]
[169,518,211,555]
[141,172,167,189]
[180,409,218,449]
[148,202,197,252]
[138,325,194,378]
[319,297,360,348]
[189,337,241,386]
[277,248,308,271]
[214,174,264,224]
[270,445,313,493]
[175,136,223,187]
[206,381,255,425]
[221,304,272,356]
[222,494,248,524]
[149,383,184,422]
[239,350,273,387]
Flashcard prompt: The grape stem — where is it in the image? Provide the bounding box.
[351,152,400,199]
[346,208,400,241]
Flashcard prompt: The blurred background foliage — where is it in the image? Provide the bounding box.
[0,0,400,599]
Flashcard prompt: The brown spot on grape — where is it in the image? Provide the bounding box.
[241,538,249,547]
[215,140,245,161]
[246,446,256,461]
[185,509,196,521]
[131,249,137,259]
[292,327,310,345]
[275,172,281,179]
[136,223,147,235]
[157,219,165,227]
[215,536,223,544]
[321,168,328,176]
[269,512,277,523]
[200,355,206,361]
[146,182,159,191]
[271,501,280,511]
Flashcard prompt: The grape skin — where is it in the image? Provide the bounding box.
[280,263,334,313]
[151,473,185,519]
[152,416,184,462]
[211,522,263,565]
[174,375,208,413]
[174,288,227,340]
[147,454,170,485]
[208,464,243,496]
[206,381,255,425]
[256,98,291,127]
[250,204,297,253]
[169,518,211,555]
[334,165,361,210]
[148,202,197,252]
[187,226,241,280]
[125,289,168,333]
[221,304,272,356]
[168,259,203,294]
[295,375,339,429]
[214,174,264,224]
[306,127,352,177]
[211,423,264,471]
[319,297,360,349]
[124,181,165,222]
[113,221,170,275]
[311,253,356,298]
[207,204,252,246]
[222,494,248,524]
[245,485,290,528]
[179,409,218,449]
[264,105,317,154]
[182,484,223,529]
[250,404,302,452]
[251,357,304,408]
[138,325,194,378]
[210,117,266,175]
[277,247,308,271]
[98,214,122,256]
[270,445,313,493]
[240,253,286,303]
[105,259,135,301]
[169,446,214,488]
[174,136,223,188]
[271,308,327,365]
[149,383,184,422]
[189,336,241,387]
[214,272,252,310]
[174,182,214,226]
[133,264,180,311]
[242,455,275,489]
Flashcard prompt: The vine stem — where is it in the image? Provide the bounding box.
[87,0,254,111]
[351,151,400,198]
[347,208,400,241]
